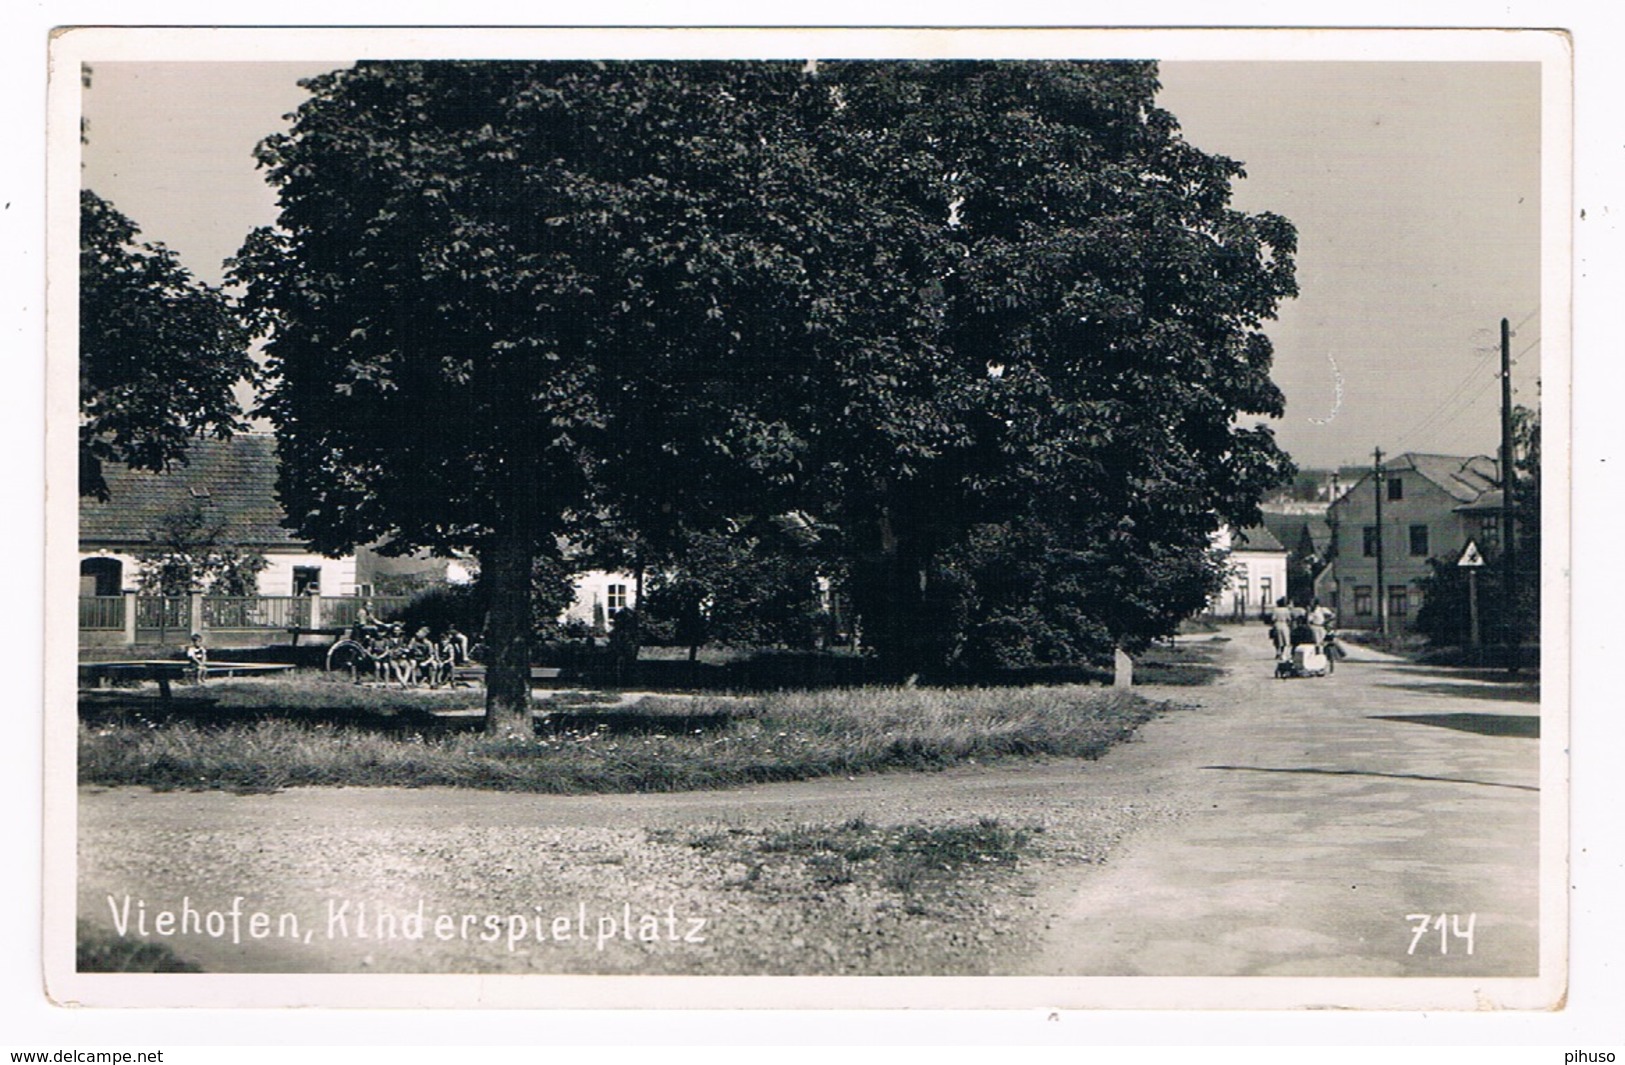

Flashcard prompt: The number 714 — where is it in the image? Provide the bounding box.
[1406,913,1476,955]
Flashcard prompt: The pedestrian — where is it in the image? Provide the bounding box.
[1306,599,1335,651]
[1269,597,1294,662]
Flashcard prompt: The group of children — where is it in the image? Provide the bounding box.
[352,607,471,688]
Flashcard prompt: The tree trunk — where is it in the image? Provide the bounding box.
[482,531,534,736]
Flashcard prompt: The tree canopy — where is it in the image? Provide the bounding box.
[716,62,1299,669]
[79,190,254,500]
[232,59,1298,721]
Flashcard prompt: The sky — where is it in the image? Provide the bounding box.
[79,56,1547,470]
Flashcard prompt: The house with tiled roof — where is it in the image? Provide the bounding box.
[78,433,357,599]
[1322,452,1503,630]
[1208,523,1290,620]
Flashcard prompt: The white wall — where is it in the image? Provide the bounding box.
[258,553,359,597]
[78,549,356,596]
[1208,548,1290,619]
[560,570,638,630]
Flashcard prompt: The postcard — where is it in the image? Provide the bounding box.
[44,25,1570,1011]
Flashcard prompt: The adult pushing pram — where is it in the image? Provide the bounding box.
[1275,619,1333,679]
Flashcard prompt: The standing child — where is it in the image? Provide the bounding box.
[184,633,208,684]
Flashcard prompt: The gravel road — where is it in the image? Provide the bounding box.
[79,746,1197,975]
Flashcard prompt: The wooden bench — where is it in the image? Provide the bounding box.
[286,626,350,646]
[79,660,296,698]
[449,665,565,686]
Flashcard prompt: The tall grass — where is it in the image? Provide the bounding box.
[80,683,1159,795]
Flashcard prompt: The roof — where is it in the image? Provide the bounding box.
[1261,511,1335,557]
[1454,489,1506,514]
[80,434,303,549]
[1231,524,1285,553]
[1330,452,1500,508]
[1400,453,1500,502]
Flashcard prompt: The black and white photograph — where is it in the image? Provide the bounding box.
[40,25,1578,1017]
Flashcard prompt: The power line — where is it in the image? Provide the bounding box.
[1390,327,1540,453]
[1391,346,1499,452]
[1416,373,1502,443]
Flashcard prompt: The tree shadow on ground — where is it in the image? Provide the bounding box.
[587,642,1222,692]
[77,688,745,739]
[1202,764,1539,792]
[77,689,467,734]
[1373,680,1541,705]
[1386,661,1542,686]
[1368,712,1540,739]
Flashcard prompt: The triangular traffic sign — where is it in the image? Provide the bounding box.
[1457,540,1485,568]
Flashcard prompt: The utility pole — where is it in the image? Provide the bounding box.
[1374,446,1387,636]
[1500,317,1518,671]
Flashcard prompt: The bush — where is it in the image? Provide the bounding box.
[393,584,483,639]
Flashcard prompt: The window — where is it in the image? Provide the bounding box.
[606,583,628,613]
[1388,477,1404,501]
[1259,577,1273,610]
[80,557,123,597]
[1388,585,1409,618]
[1354,586,1373,616]
[1478,517,1501,550]
[1409,524,1429,557]
[1362,526,1378,557]
[293,566,321,596]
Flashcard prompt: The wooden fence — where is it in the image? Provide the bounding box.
[78,596,125,630]
[79,593,420,645]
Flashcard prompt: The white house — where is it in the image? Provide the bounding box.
[79,433,356,598]
[560,570,639,631]
[1208,524,1290,620]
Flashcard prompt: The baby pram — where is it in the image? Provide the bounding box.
[1275,620,1333,679]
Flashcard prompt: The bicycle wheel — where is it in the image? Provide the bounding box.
[326,639,366,682]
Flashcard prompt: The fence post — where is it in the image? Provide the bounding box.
[189,593,205,638]
[122,591,137,647]
[308,593,323,631]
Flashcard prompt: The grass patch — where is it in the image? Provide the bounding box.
[80,677,1161,794]
[77,920,203,973]
[1132,641,1224,686]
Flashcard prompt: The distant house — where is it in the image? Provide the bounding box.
[1258,504,1334,604]
[79,433,356,598]
[560,570,639,632]
[80,433,638,639]
[1208,524,1289,620]
[1322,452,1502,630]
[357,544,637,634]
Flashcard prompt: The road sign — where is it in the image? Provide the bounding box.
[1457,540,1485,568]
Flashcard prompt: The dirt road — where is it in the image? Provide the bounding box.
[76,631,1544,983]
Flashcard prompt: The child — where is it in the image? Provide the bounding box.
[184,633,208,684]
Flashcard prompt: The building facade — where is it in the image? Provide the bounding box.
[1322,453,1501,630]
[79,434,357,599]
[1208,524,1290,620]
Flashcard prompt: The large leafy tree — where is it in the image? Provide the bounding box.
[231,62,821,731]
[233,59,1298,712]
[775,62,1298,673]
[79,191,254,500]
